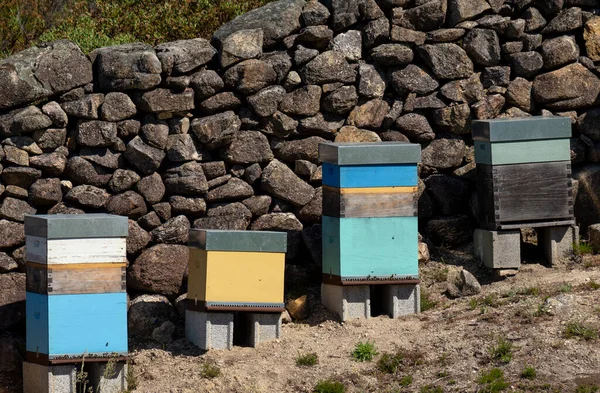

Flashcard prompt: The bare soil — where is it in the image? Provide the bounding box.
[128,244,600,393]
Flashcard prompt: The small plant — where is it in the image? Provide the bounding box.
[352,341,378,362]
[521,366,537,379]
[574,241,594,256]
[399,375,413,387]
[123,361,137,393]
[589,280,600,290]
[438,352,449,366]
[518,286,541,296]
[489,337,513,364]
[420,386,443,393]
[469,298,478,310]
[377,352,403,374]
[420,290,438,312]
[576,385,600,393]
[564,322,598,340]
[296,352,318,367]
[478,368,509,393]
[201,361,221,379]
[559,283,573,293]
[432,266,449,282]
[314,380,345,393]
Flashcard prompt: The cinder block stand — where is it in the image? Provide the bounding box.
[473,229,521,269]
[87,362,128,393]
[185,310,234,350]
[321,284,371,321]
[23,362,77,393]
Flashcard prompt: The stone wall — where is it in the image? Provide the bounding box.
[1,0,600,344]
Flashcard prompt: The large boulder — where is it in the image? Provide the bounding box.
[533,63,600,110]
[261,159,315,206]
[0,40,92,110]
[213,0,305,48]
[93,43,162,91]
[128,244,189,297]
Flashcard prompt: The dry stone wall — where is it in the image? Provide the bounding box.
[2,0,600,335]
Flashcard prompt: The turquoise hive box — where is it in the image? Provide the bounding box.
[319,142,421,285]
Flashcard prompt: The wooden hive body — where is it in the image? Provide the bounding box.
[472,117,574,230]
[319,142,421,285]
[24,214,129,364]
[187,229,287,311]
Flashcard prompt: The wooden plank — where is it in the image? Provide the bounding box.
[25,214,128,239]
[322,186,418,218]
[26,262,126,295]
[26,292,128,358]
[318,142,421,165]
[472,116,571,142]
[188,229,287,252]
[26,237,127,264]
[474,139,571,165]
[322,163,418,188]
[322,216,419,279]
[188,249,285,305]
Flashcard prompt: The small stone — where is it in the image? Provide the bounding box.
[481,66,511,87]
[301,51,356,84]
[223,59,277,95]
[541,35,580,69]
[370,43,413,66]
[322,85,358,115]
[197,92,242,115]
[163,161,208,196]
[109,169,140,193]
[279,85,322,117]
[127,220,151,255]
[105,191,147,219]
[395,113,435,142]
[207,178,254,202]
[190,111,241,149]
[170,196,206,217]
[151,215,190,244]
[422,136,466,169]
[330,30,363,61]
[124,136,166,176]
[101,92,137,122]
[60,94,104,120]
[223,131,274,164]
[541,7,582,34]
[418,43,474,80]
[65,185,110,208]
[390,65,439,96]
[463,28,501,66]
[189,70,224,100]
[0,198,36,222]
[41,101,68,128]
[220,29,263,68]
[247,86,286,117]
[261,159,314,207]
[334,126,381,143]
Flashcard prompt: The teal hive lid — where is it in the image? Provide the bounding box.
[189,229,287,252]
[318,142,421,165]
[472,116,571,142]
[24,214,128,239]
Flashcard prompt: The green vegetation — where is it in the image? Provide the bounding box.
[489,337,513,364]
[564,322,598,340]
[521,366,537,380]
[420,290,438,312]
[351,341,378,362]
[517,286,541,296]
[573,241,595,256]
[478,368,509,393]
[576,385,599,393]
[296,352,318,367]
[399,375,413,387]
[314,380,345,393]
[589,280,600,290]
[559,283,573,293]
[377,352,403,374]
[420,386,443,393]
[1,0,274,57]
[200,361,221,379]
[123,361,137,393]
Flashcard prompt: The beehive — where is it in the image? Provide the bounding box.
[319,142,421,285]
[187,229,287,311]
[473,117,574,230]
[24,214,128,365]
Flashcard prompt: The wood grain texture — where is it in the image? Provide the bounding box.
[477,161,574,229]
[474,139,571,165]
[322,215,419,279]
[26,237,127,264]
[322,186,418,218]
[188,249,285,305]
[323,163,418,188]
[26,262,126,295]
[26,292,128,358]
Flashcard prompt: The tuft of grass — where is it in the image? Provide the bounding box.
[420,289,438,312]
[420,386,443,393]
[521,366,537,380]
[432,266,449,282]
[517,286,541,296]
[559,283,572,293]
[296,352,318,367]
[576,385,599,393]
[314,380,345,393]
[478,368,509,393]
[123,361,137,393]
[489,337,513,364]
[574,241,594,256]
[589,280,600,290]
[351,341,378,362]
[377,352,403,374]
[399,375,413,387]
[200,361,221,379]
[564,322,598,340]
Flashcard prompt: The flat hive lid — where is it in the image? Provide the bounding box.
[318,142,421,165]
[472,116,571,142]
[24,214,128,239]
[189,229,287,252]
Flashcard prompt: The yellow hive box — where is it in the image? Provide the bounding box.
[187,229,287,312]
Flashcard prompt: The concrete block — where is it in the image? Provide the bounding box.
[538,225,574,265]
[185,310,234,350]
[87,362,127,393]
[23,361,77,393]
[321,283,370,321]
[473,229,521,269]
[382,284,420,318]
[243,312,282,347]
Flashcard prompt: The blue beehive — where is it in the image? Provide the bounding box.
[319,142,421,284]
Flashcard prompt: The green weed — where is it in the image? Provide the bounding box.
[576,385,599,393]
[352,341,378,362]
[201,361,221,379]
[296,352,318,367]
[489,337,513,364]
[517,286,541,296]
[420,290,438,312]
[573,241,594,256]
[399,375,413,387]
[478,368,509,393]
[564,322,598,340]
[420,386,443,393]
[559,283,572,293]
[314,380,345,393]
[589,280,600,290]
[377,352,403,374]
[521,366,536,379]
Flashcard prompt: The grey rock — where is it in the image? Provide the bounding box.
[296,25,334,50]
[0,273,25,329]
[302,1,330,26]
[418,43,474,79]
[29,153,67,176]
[432,103,472,134]
[390,64,439,96]
[33,128,67,152]
[272,136,327,164]
[206,202,252,220]
[392,0,447,31]
[248,86,286,117]
[197,92,241,115]
[382,100,404,129]
[201,161,227,180]
[117,120,141,138]
[170,196,206,217]
[510,51,544,78]
[66,157,111,187]
[60,94,104,119]
[168,117,190,135]
[151,215,190,244]
[152,321,176,345]
[11,106,53,134]
[189,70,224,100]
[251,212,303,259]
[3,145,28,166]
[294,45,319,66]
[472,94,506,119]
[463,28,501,66]
[153,202,172,221]
[370,43,413,66]
[335,126,381,142]
[105,191,147,218]
[129,244,188,297]
[426,28,466,42]
[155,38,216,74]
[447,0,491,26]
[261,51,293,83]
[220,29,263,68]
[191,111,241,149]
[297,187,322,224]
[223,131,274,164]
[533,63,600,110]
[124,136,166,176]
[109,169,140,194]
[79,147,120,170]
[395,113,435,142]
[2,167,41,188]
[322,85,358,114]
[41,101,68,128]
[295,159,317,177]
[524,7,547,31]
[163,161,208,196]
[29,178,62,207]
[47,203,84,215]
[208,174,232,189]
[261,159,315,206]
[502,41,524,54]
[324,0,360,31]
[94,43,161,91]
[346,98,390,129]
[3,136,41,155]
[301,51,356,84]
[207,178,254,202]
[223,59,277,95]
[422,136,466,169]
[298,113,345,138]
[65,185,109,208]
[0,198,35,222]
[391,26,427,45]
[136,173,165,204]
[521,33,543,51]
[100,92,137,121]
[193,215,250,230]
[137,88,194,113]
[541,35,579,69]
[244,163,262,185]
[363,17,391,49]
[5,186,26,200]
[330,30,362,61]
[506,77,533,112]
[166,134,206,162]
[128,294,176,340]
[542,7,582,34]
[0,253,18,273]
[481,66,511,88]
[358,63,386,98]
[242,195,272,216]
[77,121,117,148]
[0,220,24,249]
[279,85,322,116]
[381,130,409,142]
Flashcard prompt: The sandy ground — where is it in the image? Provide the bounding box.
[127,245,600,393]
